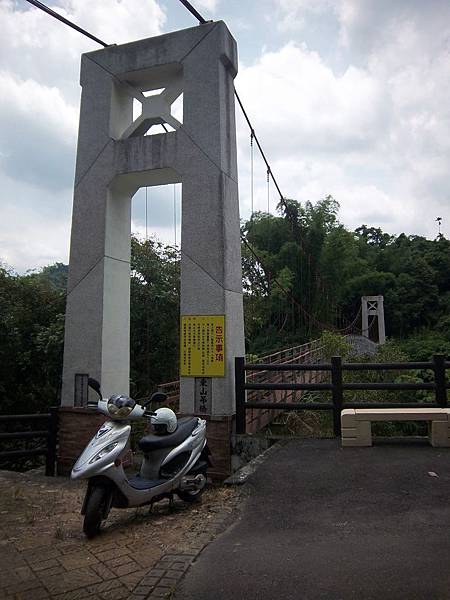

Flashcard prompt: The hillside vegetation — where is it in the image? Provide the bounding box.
[1,197,448,414]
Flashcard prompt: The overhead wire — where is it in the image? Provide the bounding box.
[145,187,148,240]
[176,1,287,207]
[27,0,350,333]
[242,235,340,332]
[177,1,348,329]
[24,0,109,47]
[250,132,254,215]
[173,185,177,247]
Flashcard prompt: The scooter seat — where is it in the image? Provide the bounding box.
[138,417,199,453]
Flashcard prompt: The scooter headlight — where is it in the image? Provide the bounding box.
[89,442,118,464]
[107,394,136,418]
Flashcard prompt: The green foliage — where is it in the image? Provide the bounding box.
[130,236,180,399]
[397,330,450,362]
[1,191,449,422]
[129,236,180,397]
[0,237,180,414]
[0,264,66,414]
[242,198,450,357]
[342,339,418,405]
[243,196,342,352]
[317,330,352,361]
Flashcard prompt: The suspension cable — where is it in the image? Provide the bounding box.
[24,0,109,47]
[145,187,148,241]
[250,131,254,215]
[173,184,177,247]
[26,0,287,220]
[177,0,207,24]
[28,0,340,330]
[241,235,337,331]
[26,0,288,217]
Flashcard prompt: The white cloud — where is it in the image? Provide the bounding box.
[1,0,450,271]
[239,42,387,155]
[237,2,450,240]
[0,0,166,271]
[0,174,72,271]
[192,0,219,14]
[0,70,78,189]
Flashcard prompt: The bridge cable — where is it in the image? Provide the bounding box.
[27,0,343,331]
[173,184,177,247]
[24,0,109,47]
[177,0,207,24]
[250,132,254,215]
[145,187,148,241]
[242,235,338,331]
[242,234,363,335]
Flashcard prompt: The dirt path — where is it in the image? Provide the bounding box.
[0,469,240,599]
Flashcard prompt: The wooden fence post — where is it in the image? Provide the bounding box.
[433,354,447,407]
[331,356,343,436]
[45,407,58,476]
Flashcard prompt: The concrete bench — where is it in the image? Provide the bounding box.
[341,408,450,447]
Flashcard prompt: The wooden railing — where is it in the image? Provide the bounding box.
[0,409,58,476]
[235,355,450,436]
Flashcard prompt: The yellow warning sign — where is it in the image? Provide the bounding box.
[180,315,225,377]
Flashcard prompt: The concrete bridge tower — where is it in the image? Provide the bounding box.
[59,23,245,477]
[361,295,386,344]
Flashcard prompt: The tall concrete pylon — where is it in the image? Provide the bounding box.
[361,295,386,344]
[61,22,245,419]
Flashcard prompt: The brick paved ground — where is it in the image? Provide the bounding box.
[0,469,241,599]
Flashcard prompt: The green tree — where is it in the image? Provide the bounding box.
[130,236,180,398]
[0,264,66,414]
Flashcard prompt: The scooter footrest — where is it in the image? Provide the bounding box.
[128,476,166,490]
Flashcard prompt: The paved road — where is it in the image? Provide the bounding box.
[175,439,450,600]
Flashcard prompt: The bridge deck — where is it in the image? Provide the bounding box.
[175,439,450,600]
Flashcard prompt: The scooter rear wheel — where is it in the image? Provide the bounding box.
[177,487,205,503]
[83,485,107,538]
[177,472,207,503]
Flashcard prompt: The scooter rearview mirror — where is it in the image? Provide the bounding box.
[88,377,102,400]
[143,392,168,407]
[149,392,167,405]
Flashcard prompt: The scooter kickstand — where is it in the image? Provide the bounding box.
[168,494,175,512]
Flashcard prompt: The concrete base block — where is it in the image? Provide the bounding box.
[341,408,450,449]
[341,420,372,447]
[341,427,357,438]
[342,437,373,447]
[341,409,356,428]
[430,421,450,447]
[354,408,448,421]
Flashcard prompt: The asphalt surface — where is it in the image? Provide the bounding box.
[175,439,450,600]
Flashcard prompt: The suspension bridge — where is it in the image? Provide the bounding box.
[3,1,446,486]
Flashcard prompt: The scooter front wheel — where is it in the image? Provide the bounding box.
[83,485,108,538]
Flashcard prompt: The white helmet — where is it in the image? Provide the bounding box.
[152,407,177,434]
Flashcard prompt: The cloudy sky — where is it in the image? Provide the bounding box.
[1,0,449,272]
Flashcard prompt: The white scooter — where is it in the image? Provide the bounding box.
[71,378,211,538]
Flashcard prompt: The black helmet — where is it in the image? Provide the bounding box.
[107,394,136,418]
